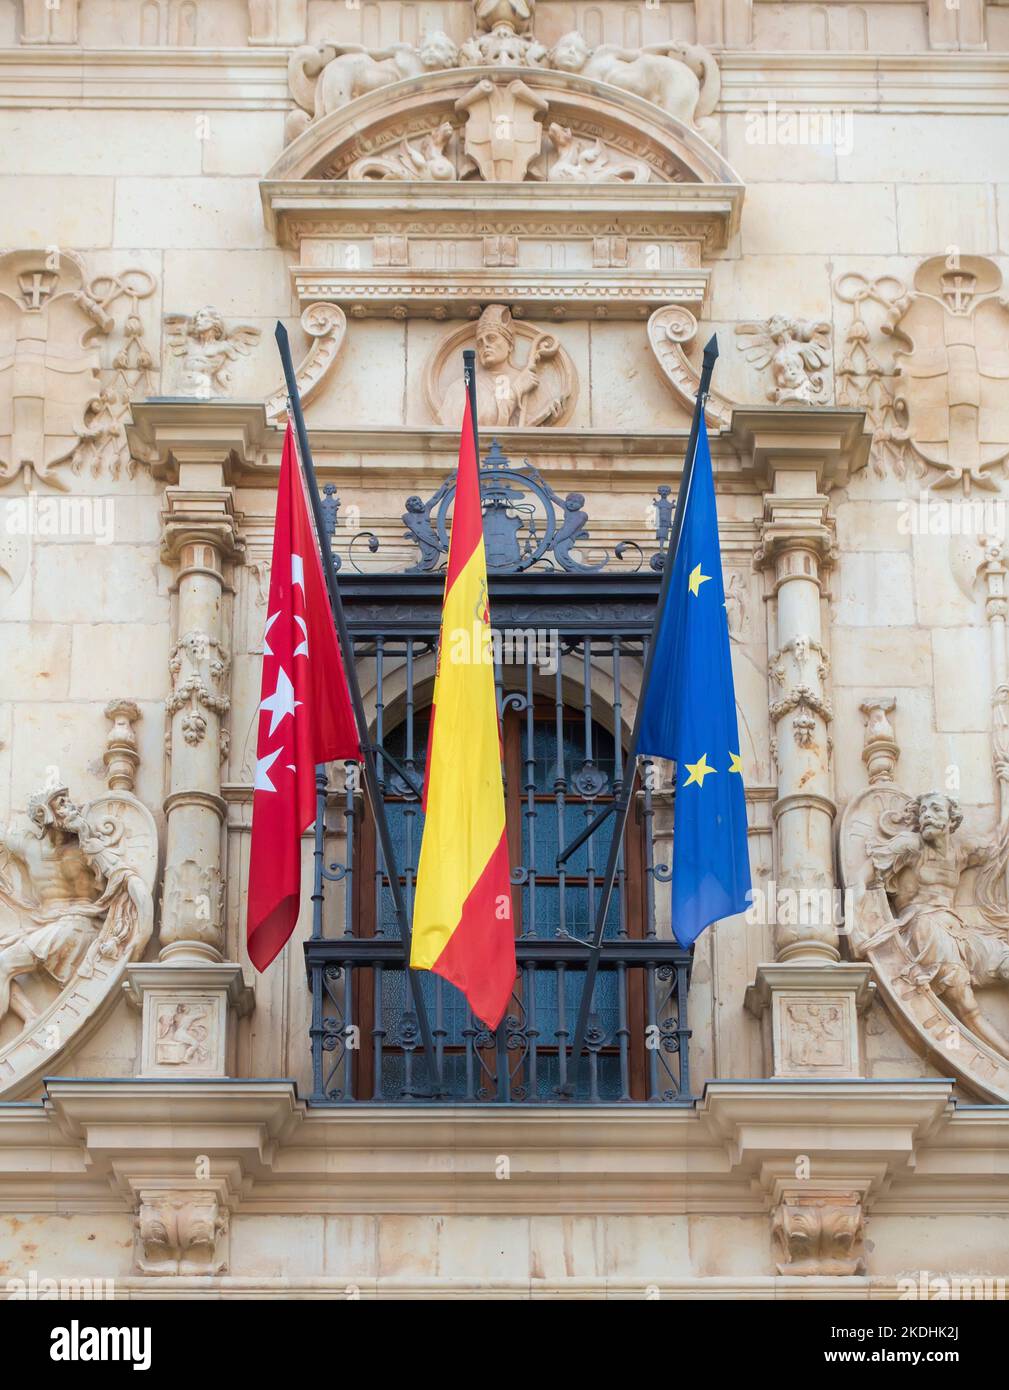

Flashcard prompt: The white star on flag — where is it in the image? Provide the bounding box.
[291,553,304,593]
[254,745,284,793]
[263,611,279,657]
[259,664,300,736]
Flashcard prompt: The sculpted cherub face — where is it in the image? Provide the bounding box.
[419,30,459,70]
[550,32,590,73]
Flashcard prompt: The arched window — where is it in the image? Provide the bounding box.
[310,684,688,1105]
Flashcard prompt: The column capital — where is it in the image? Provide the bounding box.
[161,487,244,570]
[128,399,268,484]
[728,407,871,495]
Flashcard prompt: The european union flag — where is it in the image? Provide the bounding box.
[638,423,751,948]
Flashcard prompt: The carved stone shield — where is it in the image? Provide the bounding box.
[455,78,547,182]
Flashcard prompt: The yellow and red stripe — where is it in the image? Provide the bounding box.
[410,392,515,1028]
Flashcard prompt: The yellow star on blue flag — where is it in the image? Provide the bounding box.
[637,424,751,947]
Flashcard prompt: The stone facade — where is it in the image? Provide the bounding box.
[1,0,1008,1299]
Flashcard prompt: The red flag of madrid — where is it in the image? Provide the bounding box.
[247,423,360,972]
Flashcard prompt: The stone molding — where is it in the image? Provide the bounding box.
[3,1077,992,1219]
[2,50,1007,115]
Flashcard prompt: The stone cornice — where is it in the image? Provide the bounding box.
[129,400,868,493]
[1,1077,1004,1217]
[1,50,1007,114]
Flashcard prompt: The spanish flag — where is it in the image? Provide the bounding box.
[411,392,516,1028]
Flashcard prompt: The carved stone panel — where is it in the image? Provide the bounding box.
[835,255,1009,491]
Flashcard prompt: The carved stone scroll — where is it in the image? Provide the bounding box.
[647,306,734,430]
[264,303,348,424]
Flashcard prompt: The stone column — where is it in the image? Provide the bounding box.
[980,543,1009,902]
[739,413,873,1077]
[125,405,262,1076]
[759,462,838,963]
[160,482,238,964]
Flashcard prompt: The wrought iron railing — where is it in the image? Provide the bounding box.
[304,569,692,1106]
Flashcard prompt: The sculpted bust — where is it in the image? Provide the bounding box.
[436,305,566,428]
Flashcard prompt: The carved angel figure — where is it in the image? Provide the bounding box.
[857,791,1009,1058]
[0,786,154,1028]
[286,31,459,140]
[164,307,261,398]
[547,33,720,139]
[736,315,832,405]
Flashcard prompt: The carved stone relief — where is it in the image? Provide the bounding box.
[0,783,157,1097]
[349,121,459,181]
[772,1190,866,1276]
[286,31,461,143]
[540,122,651,183]
[425,305,576,427]
[160,860,225,958]
[546,33,721,144]
[167,629,231,752]
[841,702,1009,1102]
[264,303,347,424]
[836,256,1009,491]
[164,307,261,399]
[647,306,735,430]
[736,315,832,405]
[0,253,157,484]
[769,636,833,753]
[456,78,548,182]
[283,1,722,149]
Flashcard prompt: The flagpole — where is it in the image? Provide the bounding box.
[561,334,720,1099]
[461,349,514,1093]
[274,322,445,1097]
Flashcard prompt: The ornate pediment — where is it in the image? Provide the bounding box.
[261,70,741,325]
[270,67,735,189]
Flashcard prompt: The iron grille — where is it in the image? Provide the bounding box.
[305,571,691,1106]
